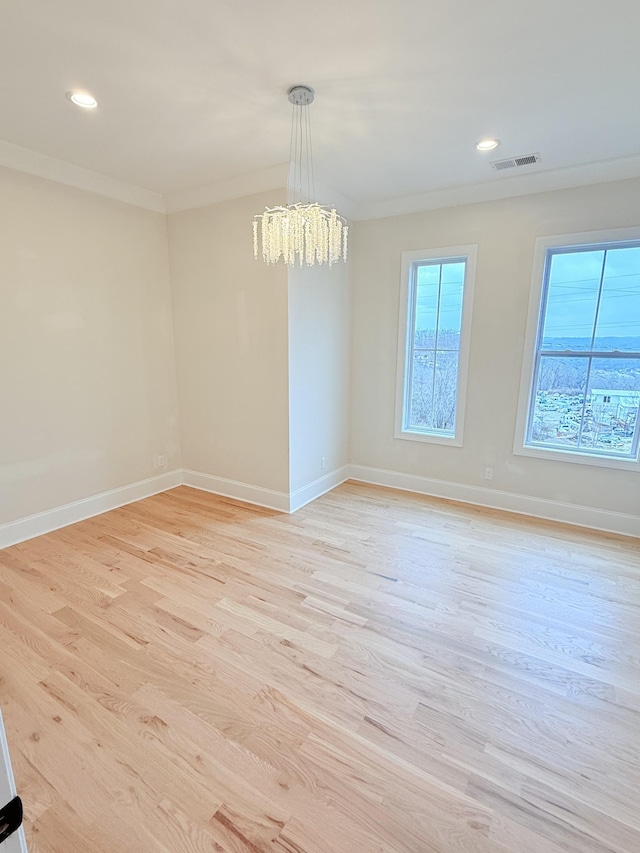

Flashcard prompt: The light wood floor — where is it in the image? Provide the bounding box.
[0,483,639,853]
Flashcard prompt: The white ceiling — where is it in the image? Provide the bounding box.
[2,0,640,215]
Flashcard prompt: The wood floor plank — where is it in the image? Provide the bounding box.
[0,482,638,851]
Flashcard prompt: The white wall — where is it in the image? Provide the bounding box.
[288,261,350,495]
[2,163,637,536]
[0,167,180,526]
[168,190,351,507]
[167,191,291,495]
[350,177,640,528]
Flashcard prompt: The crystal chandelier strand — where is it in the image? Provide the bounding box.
[254,204,348,267]
[253,85,347,267]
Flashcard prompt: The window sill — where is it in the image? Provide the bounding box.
[394,428,463,447]
[513,443,640,472]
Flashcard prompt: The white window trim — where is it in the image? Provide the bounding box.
[514,226,640,472]
[395,244,477,446]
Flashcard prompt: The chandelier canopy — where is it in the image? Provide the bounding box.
[253,86,348,267]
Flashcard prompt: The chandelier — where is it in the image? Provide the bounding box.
[253,86,348,267]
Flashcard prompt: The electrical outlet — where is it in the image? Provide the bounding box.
[155,454,167,469]
[320,457,326,470]
[484,467,493,481]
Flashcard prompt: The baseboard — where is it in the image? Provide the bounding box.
[347,464,640,538]
[289,466,350,513]
[3,463,636,549]
[182,469,290,513]
[184,467,348,513]
[0,470,183,550]
[0,466,340,549]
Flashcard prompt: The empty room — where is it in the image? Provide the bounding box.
[0,1,639,851]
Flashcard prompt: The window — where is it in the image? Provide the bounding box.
[395,245,477,445]
[516,229,640,468]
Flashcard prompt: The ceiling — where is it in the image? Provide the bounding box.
[2,0,640,215]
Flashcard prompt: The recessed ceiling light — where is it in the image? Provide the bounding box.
[66,91,98,109]
[475,138,500,152]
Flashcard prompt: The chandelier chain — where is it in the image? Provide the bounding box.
[306,102,316,204]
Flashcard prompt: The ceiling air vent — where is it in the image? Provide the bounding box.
[491,153,541,171]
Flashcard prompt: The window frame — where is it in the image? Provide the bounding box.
[395,244,477,446]
[514,226,640,471]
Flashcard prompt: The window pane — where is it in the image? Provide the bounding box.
[408,351,434,429]
[529,355,640,458]
[438,270,464,345]
[593,247,640,351]
[529,356,589,449]
[582,358,640,456]
[525,239,640,462]
[400,249,473,443]
[413,264,439,349]
[408,351,458,434]
[432,351,458,432]
[541,251,604,350]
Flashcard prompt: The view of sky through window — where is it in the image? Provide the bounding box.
[528,244,640,459]
[542,247,640,345]
[407,260,465,434]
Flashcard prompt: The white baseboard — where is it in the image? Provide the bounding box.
[347,464,640,538]
[182,469,290,513]
[289,466,350,513]
[2,464,637,549]
[0,470,183,550]
[0,466,336,549]
[180,467,349,513]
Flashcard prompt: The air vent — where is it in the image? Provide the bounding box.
[491,153,541,171]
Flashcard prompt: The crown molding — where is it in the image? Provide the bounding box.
[163,163,289,214]
[0,139,165,213]
[353,152,640,221]
[310,177,357,222]
[163,165,358,220]
[3,136,640,223]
